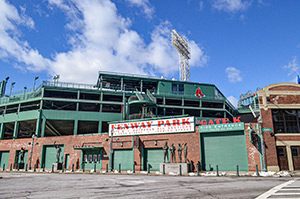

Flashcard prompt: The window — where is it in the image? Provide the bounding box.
[272,109,300,133]
[292,147,298,156]
[172,83,184,95]
[277,148,285,156]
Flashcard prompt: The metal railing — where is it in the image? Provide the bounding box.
[0,88,42,105]
[43,81,97,90]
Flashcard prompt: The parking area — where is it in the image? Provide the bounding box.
[0,173,295,199]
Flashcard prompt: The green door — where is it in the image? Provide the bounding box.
[15,150,28,168]
[144,148,164,171]
[0,151,9,169]
[43,145,64,169]
[65,154,70,170]
[201,131,248,171]
[82,149,102,171]
[113,149,133,171]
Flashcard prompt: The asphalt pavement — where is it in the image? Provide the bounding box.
[0,173,295,199]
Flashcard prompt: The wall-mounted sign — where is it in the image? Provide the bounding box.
[195,87,205,98]
[109,117,195,136]
[262,128,273,132]
[199,122,244,133]
[196,116,241,126]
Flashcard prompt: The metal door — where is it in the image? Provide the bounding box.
[277,146,289,170]
[144,148,164,171]
[113,149,133,171]
[291,146,300,170]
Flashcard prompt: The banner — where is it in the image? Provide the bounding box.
[109,117,195,136]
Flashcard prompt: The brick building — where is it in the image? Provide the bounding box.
[0,72,261,173]
[257,83,300,171]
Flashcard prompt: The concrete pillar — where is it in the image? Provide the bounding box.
[35,110,42,137]
[73,120,78,135]
[286,145,294,171]
[0,123,4,139]
[98,121,102,134]
[41,118,46,137]
[13,121,18,139]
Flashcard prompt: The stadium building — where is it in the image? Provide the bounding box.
[0,71,261,173]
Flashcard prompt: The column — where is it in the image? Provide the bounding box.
[0,123,4,139]
[41,118,46,137]
[286,145,294,171]
[73,120,78,136]
[182,98,184,115]
[98,121,102,134]
[121,78,124,91]
[35,110,42,137]
[13,121,18,139]
[76,91,80,111]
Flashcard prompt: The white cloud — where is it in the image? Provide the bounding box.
[126,0,154,18]
[227,95,238,108]
[212,0,251,13]
[225,67,242,83]
[284,57,299,76]
[0,0,207,84]
[0,0,49,72]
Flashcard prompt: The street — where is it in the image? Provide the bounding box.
[0,173,294,199]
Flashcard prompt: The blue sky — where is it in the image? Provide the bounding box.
[0,0,300,107]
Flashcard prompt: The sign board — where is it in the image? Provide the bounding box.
[196,116,241,126]
[199,122,244,133]
[109,117,195,136]
[262,128,273,132]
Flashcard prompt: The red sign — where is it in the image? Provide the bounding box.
[196,116,241,126]
[195,87,205,98]
[109,117,195,136]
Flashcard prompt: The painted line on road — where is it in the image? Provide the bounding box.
[273,192,300,195]
[255,180,295,199]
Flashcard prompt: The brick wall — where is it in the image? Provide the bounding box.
[245,123,262,171]
[0,130,200,171]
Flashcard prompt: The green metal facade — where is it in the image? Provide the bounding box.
[200,131,249,171]
[42,145,64,169]
[82,149,102,171]
[143,148,164,171]
[0,72,236,139]
[113,149,134,171]
[0,151,9,169]
[15,150,28,166]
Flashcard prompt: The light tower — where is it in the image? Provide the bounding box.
[171,29,191,81]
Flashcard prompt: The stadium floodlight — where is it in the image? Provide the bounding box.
[171,29,191,81]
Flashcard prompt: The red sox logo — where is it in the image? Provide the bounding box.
[195,87,205,98]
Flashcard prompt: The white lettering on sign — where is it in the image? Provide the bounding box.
[109,117,195,136]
